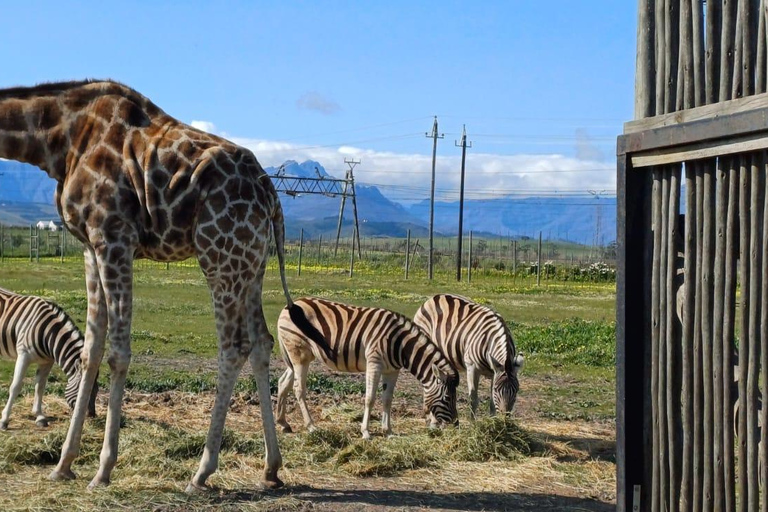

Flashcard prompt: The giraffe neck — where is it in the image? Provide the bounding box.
[0,94,71,181]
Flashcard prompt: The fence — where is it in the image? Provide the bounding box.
[0,223,616,284]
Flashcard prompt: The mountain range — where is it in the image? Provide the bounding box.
[0,159,615,244]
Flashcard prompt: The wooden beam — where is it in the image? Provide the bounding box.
[630,131,768,168]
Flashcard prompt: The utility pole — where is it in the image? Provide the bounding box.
[455,125,472,282]
[425,117,444,280]
[334,158,362,258]
[588,189,607,260]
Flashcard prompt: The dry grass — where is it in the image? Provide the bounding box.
[0,387,615,511]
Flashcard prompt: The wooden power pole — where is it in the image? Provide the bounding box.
[425,117,444,280]
[455,125,472,281]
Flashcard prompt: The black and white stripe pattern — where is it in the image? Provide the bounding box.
[0,287,97,429]
[276,297,459,439]
[413,293,524,418]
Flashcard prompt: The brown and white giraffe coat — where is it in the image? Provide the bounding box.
[0,79,295,491]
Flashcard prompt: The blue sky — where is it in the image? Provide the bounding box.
[0,1,635,203]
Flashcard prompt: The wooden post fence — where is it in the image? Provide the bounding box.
[298,229,304,276]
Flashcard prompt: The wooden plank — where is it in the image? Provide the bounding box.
[616,153,653,512]
[624,92,768,134]
[630,131,768,168]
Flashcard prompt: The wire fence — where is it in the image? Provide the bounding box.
[0,223,617,283]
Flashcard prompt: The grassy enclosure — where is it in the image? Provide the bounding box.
[0,258,616,511]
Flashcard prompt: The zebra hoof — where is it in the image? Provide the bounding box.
[49,468,77,481]
[0,421,8,431]
[185,481,212,494]
[35,418,49,428]
[261,469,284,490]
[362,431,371,440]
[87,476,110,490]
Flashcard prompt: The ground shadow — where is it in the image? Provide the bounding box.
[545,433,616,462]
[211,484,614,512]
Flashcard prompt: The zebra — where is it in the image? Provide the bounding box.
[275,297,459,439]
[0,287,97,429]
[413,293,524,419]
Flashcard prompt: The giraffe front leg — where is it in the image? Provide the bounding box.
[0,353,32,430]
[361,365,382,440]
[89,249,135,489]
[51,247,106,482]
[32,361,53,427]
[380,372,399,437]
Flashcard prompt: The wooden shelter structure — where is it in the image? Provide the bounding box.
[618,1,768,511]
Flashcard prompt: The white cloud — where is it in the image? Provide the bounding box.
[296,91,341,115]
[190,120,217,133]
[229,136,615,205]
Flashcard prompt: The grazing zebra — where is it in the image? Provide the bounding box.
[276,297,459,439]
[0,287,97,429]
[413,293,524,419]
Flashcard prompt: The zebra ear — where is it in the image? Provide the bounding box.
[513,353,525,372]
[432,364,450,384]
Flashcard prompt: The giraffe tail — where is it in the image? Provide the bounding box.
[271,201,293,308]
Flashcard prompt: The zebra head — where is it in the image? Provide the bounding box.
[424,364,459,428]
[492,352,524,414]
[65,365,99,417]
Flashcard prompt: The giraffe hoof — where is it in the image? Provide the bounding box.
[35,418,49,428]
[49,468,77,481]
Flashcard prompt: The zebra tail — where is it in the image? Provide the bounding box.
[288,304,337,364]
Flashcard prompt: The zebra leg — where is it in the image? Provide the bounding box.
[292,362,316,431]
[0,353,32,430]
[380,372,399,437]
[361,365,382,440]
[32,361,54,427]
[276,367,295,433]
[246,292,283,489]
[51,247,107,482]
[467,365,481,420]
[89,249,135,489]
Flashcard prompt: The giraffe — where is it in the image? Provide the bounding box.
[0,79,297,491]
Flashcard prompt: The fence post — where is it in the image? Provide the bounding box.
[468,230,473,283]
[537,231,542,286]
[0,224,3,263]
[513,240,517,275]
[405,229,411,280]
[349,227,356,278]
[317,234,322,266]
[297,228,304,276]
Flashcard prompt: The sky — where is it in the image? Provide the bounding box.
[0,1,636,205]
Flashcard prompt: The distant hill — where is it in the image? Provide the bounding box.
[0,159,615,244]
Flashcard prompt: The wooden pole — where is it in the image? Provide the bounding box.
[746,153,762,512]
[693,165,704,512]
[536,231,542,287]
[666,167,681,512]
[760,150,768,512]
[651,169,662,512]
[298,228,304,277]
[405,230,411,280]
[658,170,670,512]
[468,231,473,283]
[635,0,655,119]
[682,163,697,512]
[317,235,322,265]
[702,162,716,512]
[738,155,750,512]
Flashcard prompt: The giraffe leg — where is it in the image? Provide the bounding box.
[32,361,54,427]
[247,309,283,489]
[51,247,106,482]
[187,285,251,493]
[276,367,295,433]
[361,365,382,440]
[89,248,135,489]
[380,372,399,437]
[467,365,481,421]
[0,353,32,430]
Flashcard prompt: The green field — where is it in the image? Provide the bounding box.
[0,258,616,511]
